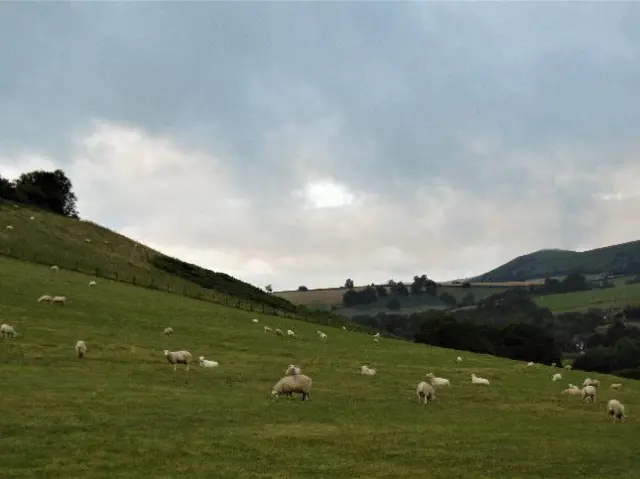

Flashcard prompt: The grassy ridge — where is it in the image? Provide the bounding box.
[534,282,640,313]
[1,257,638,477]
[0,199,296,315]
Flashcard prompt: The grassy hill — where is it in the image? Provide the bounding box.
[1,257,639,477]
[474,241,640,283]
[0,199,297,316]
[534,281,640,314]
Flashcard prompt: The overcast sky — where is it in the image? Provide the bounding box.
[1,2,639,291]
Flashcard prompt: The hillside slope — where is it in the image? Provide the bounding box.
[474,241,640,282]
[0,199,296,315]
[0,257,638,477]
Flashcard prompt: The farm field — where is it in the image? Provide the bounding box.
[535,282,640,313]
[1,256,639,477]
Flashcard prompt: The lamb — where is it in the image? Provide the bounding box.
[319,332,327,340]
[84,238,92,243]
[287,329,295,338]
[562,386,582,396]
[163,350,193,371]
[275,328,283,336]
[564,364,572,370]
[610,383,622,390]
[526,362,535,367]
[0,324,17,339]
[607,399,625,422]
[264,326,272,333]
[416,381,436,404]
[75,340,87,359]
[551,362,557,367]
[342,326,346,330]
[6,225,13,230]
[552,373,562,382]
[252,318,259,323]
[285,364,301,376]
[88,280,97,286]
[51,296,67,305]
[373,337,379,344]
[374,332,380,338]
[198,356,219,368]
[426,373,450,387]
[471,373,490,385]
[361,365,376,376]
[50,265,59,272]
[163,327,174,337]
[456,356,463,363]
[29,216,35,220]
[582,385,597,402]
[583,378,600,388]
[37,295,52,303]
[271,374,312,401]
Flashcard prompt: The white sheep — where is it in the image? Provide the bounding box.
[51,296,67,305]
[50,265,59,272]
[88,280,97,286]
[84,238,92,243]
[607,399,625,422]
[285,364,301,376]
[275,328,283,336]
[199,356,219,368]
[287,329,295,338]
[252,318,259,323]
[342,326,346,330]
[526,362,535,367]
[583,378,600,388]
[29,216,35,220]
[471,373,489,385]
[373,337,379,344]
[374,332,380,338]
[264,325,272,333]
[416,381,436,404]
[551,362,556,367]
[271,374,312,401]
[426,373,450,387]
[456,356,463,363]
[163,349,192,371]
[361,365,376,376]
[552,373,562,382]
[319,332,327,340]
[0,323,17,339]
[75,340,87,359]
[163,327,174,337]
[37,295,52,303]
[5,225,13,230]
[562,386,582,396]
[564,364,572,370]
[610,383,622,390]
[582,385,597,402]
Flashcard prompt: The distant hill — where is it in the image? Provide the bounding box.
[473,241,640,283]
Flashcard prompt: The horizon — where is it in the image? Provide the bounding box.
[1,3,639,291]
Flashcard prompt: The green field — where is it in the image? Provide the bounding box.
[1,256,638,477]
[535,282,640,313]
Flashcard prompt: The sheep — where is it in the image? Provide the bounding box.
[264,325,272,333]
[607,399,625,422]
[456,356,463,363]
[582,385,597,403]
[50,265,59,272]
[552,373,562,382]
[271,374,312,401]
[526,362,535,367]
[374,332,380,338]
[564,364,572,370]
[51,296,67,305]
[252,318,259,324]
[416,381,436,404]
[75,340,87,359]
[342,326,346,330]
[163,350,193,371]
[29,216,35,220]
[88,280,97,286]
[319,332,327,340]
[285,364,301,376]
[37,295,52,303]
[199,356,219,368]
[583,378,600,388]
[163,327,174,337]
[471,373,489,385]
[610,383,622,390]
[361,365,376,376]
[551,362,557,368]
[275,328,283,336]
[0,324,17,339]
[287,329,295,338]
[6,225,13,230]
[562,386,582,396]
[426,373,450,387]
[84,238,92,243]
[373,337,379,344]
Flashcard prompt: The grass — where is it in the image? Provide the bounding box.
[1,256,639,477]
[534,282,640,313]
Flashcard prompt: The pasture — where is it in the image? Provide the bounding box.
[1,256,638,477]
[535,282,640,313]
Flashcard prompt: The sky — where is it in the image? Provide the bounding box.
[1,2,640,291]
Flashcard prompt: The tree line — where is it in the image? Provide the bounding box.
[0,169,79,218]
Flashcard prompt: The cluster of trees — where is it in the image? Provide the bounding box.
[0,169,79,218]
[340,275,440,308]
[529,273,592,295]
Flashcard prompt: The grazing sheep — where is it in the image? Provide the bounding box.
[562,386,583,396]
[198,356,219,368]
[373,337,379,344]
[287,329,295,338]
[285,364,301,376]
[416,381,436,404]
[319,332,327,340]
[583,378,600,388]
[264,325,272,333]
[582,385,597,402]
[551,362,557,367]
[374,332,380,338]
[37,295,52,303]
[163,350,193,371]
[426,373,450,387]
[51,296,67,305]
[50,265,59,272]
[0,324,17,339]
[526,362,535,367]
[456,356,463,363]
[361,365,376,376]
[252,318,259,324]
[29,216,35,220]
[163,327,174,337]
[342,326,346,330]
[471,373,490,385]
[610,383,622,390]
[275,328,283,336]
[88,280,97,286]
[552,373,562,382]
[75,340,87,359]
[607,399,625,422]
[271,374,312,401]
[564,364,572,370]
[84,238,92,243]
[5,225,13,230]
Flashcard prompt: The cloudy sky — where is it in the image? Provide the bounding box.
[1,2,639,291]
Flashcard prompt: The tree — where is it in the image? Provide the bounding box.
[387,297,401,311]
[297,285,308,292]
[375,285,388,297]
[264,284,273,293]
[13,169,79,217]
[0,175,16,200]
[344,278,354,289]
[460,292,475,306]
[395,282,409,296]
[439,292,457,307]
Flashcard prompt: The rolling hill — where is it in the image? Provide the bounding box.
[1,256,638,477]
[473,241,640,283]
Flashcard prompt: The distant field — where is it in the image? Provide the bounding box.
[534,282,640,313]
